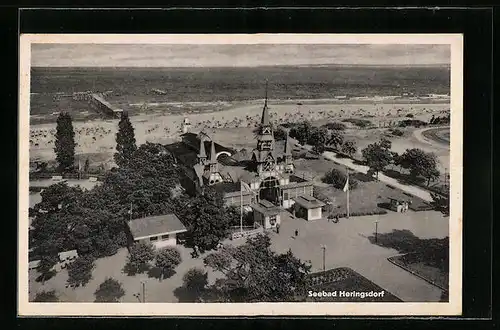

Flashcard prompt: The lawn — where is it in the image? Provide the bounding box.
[388,253,449,291]
[305,267,402,302]
[296,157,433,217]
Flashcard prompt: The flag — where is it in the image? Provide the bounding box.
[343,177,349,192]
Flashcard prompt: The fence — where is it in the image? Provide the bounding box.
[30,171,105,181]
[230,224,264,241]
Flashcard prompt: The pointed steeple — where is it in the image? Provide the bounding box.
[284,130,292,156]
[261,80,270,126]
[210,140,217,163]
[198,136,207,159]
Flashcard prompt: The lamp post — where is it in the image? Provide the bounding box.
[141,281,146,303]
[375,221,379,243]
[321,245,326,272]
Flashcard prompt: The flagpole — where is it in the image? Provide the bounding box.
[129,202,133,222]
[346,166,350,219]
[240,181,243,233]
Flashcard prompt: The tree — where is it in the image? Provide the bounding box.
[125,242,155,274]
[322,168,358,190]
[204,234,311,302]
[361,140,393,179]
[327,130,344,151]
[114,111,137,167]
[36,254,59,283]
[54,112,76,172]
[67,255,95,287]
[155,247,182,280]
[397,148,440,186]
[309,127,329,154]
[273,126,287,141]
[94,277,125,302]
[179,187,237,252]
[183,267,208,293]
[33,290,59,302]
[84,158,90,173]
[289,121,313,145]
[340,140,357,157]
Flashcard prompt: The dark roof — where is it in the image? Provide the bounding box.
[164,142,199,167]
[181,133,234,157]
[251,200,281,216]
[293,195,326,209]
[213,182,241,194]
[128,214,187,239]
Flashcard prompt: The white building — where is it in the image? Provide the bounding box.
[127,214,187,248]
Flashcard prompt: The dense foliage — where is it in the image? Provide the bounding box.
[30,143,180,272]
[67,255,95,287]
[289,121,346,154]
[203,234,311,302]
[429,115,450,125]
[33,290,59,302]
[54,112,76,172]
[361,139,394,179]
[340,140,357,157]
[183,267,209,294]
[155,247,182,280]
[94,277,126,302]
[396,148,440,186]
[322,168,358,190]
[125,242,156,274]
[177,187,239,252]
[322,122,346,131]
[114,111,138,167]
[398,119,427,128]
[342,118,373,128]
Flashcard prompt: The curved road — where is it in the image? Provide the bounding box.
[413,126,450,150]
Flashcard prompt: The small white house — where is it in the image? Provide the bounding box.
[293,195,326,221]
[127,214,188,248]
[251,200,281,230]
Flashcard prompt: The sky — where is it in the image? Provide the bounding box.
[31,44,450,67]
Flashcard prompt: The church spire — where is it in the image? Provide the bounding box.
[198,136,207,159]
[261,80,270,126]
[210,140,217,163]
[284,130,292,156]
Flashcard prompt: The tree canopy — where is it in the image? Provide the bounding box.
[33,290,59,302]
[203,234,311,302]
[67,255,95,287]
[94,277,126,302]
[340,140,357,157]
[177,187,238,252]
[396,148,440,186]
[114,111,137,167]
[361,139,394,179]
[155,247,182,280]
[54,112,76,172]
[125,242,156,275]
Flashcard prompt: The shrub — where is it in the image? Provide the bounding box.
[334,210,388,218]
[94,277,126,302]
[33,290,59,302]
[322,168,358,190]
[392,129,404,136]
[405,114,414,118]
[342,118,373,128]
[323,122,346,131]
[398,119,427,128]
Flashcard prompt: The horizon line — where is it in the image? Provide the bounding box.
[31,63,451,69]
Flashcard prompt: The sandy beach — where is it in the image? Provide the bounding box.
[29,98,450,170]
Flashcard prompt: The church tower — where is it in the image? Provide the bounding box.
[197,136,207,166]
[283,131,295,173]
[253,81,276,176]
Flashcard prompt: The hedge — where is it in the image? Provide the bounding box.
[333,209,388,219]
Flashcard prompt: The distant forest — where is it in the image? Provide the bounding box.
[31,65,450,102]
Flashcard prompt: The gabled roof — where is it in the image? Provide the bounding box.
[293,195,326,209]
[128,214,187,240]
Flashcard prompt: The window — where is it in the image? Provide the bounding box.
[161,234,170,240]
[269,215,277,226]
[150,236,158,242]
[283,192,289,200]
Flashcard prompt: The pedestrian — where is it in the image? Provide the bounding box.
[295,229,299,237]
[276,224,280,234]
